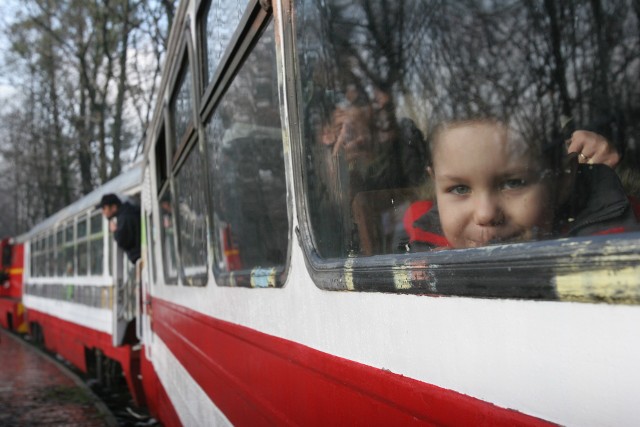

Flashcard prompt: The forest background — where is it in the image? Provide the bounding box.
[0,0,177,236]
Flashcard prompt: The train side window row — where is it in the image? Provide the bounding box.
[157,8,287,287]
[30,211,104,278]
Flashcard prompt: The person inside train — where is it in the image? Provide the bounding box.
[402,118,638,250]
[96,193,141,264]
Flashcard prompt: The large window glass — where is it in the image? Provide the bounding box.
[89,212,104,275]
[296,0,640,260]
[171,63,193,147]
[64,223,75,276]
[203,0,251,86]
[174,144,209,285]
[46,234,54,276]
[159,185,179,283]
[32,235,43,277]
[205,20,288,286]
[77,216,89,276]
[56,229,64,276]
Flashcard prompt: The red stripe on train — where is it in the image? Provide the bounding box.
[152,297,553,426]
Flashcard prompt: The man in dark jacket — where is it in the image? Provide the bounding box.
[97,193,141,264]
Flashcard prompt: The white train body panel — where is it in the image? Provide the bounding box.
[137,0,640,425]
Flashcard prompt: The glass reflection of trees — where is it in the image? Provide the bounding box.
[206,21,288,276]
[297,0,640,258]
[171,66,193,146]
[159,187,178,282]
[175,146,209,285]
[204,0,250,86]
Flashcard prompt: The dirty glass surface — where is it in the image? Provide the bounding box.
[174,145,209,285]
[296,0,640,258]
[171,64,193,146]
[205,20,288,277]
[89,212,104,276]
[159,186,179,283]
[203,0,251,86]
[64,223,75,276]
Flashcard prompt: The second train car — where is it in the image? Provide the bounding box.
[20,164,145,404]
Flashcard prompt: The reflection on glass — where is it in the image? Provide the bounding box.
[77,218,87,239]
[30,238,39,277]
[64,224,75,276]
[205,20,288,276]
[296,0,640,257]
[204,0,250,85]
[90,238,103,276]
[56,229,64,276]
[88,212,104,276]
[90,213,102,234]
[174,145,208,285]
[77,241,88,276]
[171,65,193,146]
[47,234,54,276]
[64,245,75,276]
[159,186,178,282]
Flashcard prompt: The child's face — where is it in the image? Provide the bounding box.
[431,121,555,248]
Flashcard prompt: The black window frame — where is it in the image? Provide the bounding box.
[197,0,291,288]
[283,0,640,305]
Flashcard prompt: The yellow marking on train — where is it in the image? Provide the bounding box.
[107,287,113,309]
[224,249,240,256]
[16,302,28,333]
[9,268,23,275]
[393,266,412,290]
[344,257,355,291]
[556,266,640,304]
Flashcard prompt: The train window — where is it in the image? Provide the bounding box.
[202,0,250,87]
[77,241,88,276]
[64,223,75,276]
[170,61,194,151]
[38,236,46,277]
[30,237,39,277]
[155,128,168,190]
[88,212,103,276]
[76,215,89,276]
[90,239,104,276]
[205,20,288,287]
[174,142,209,286]
[46,234,54,276]
[77,217,87,239]
[2,242,11,269]
[90,212,102,235]
[56,229,64,276]
[159,184,179,284]
[294,0,640,297]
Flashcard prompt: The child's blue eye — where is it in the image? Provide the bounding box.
[502,178,526,190]
[448,185,470,195]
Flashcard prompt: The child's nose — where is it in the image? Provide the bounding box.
[473,193,504,226]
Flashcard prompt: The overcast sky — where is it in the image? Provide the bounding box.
[0,0,21,108]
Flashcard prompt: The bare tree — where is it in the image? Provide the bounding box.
[0,0,176,234]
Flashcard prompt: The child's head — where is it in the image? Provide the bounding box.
[428,119,573,248]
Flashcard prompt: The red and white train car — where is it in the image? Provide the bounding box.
[138,0,640,425]
[0,237,26,333]
[21,164,145,403]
